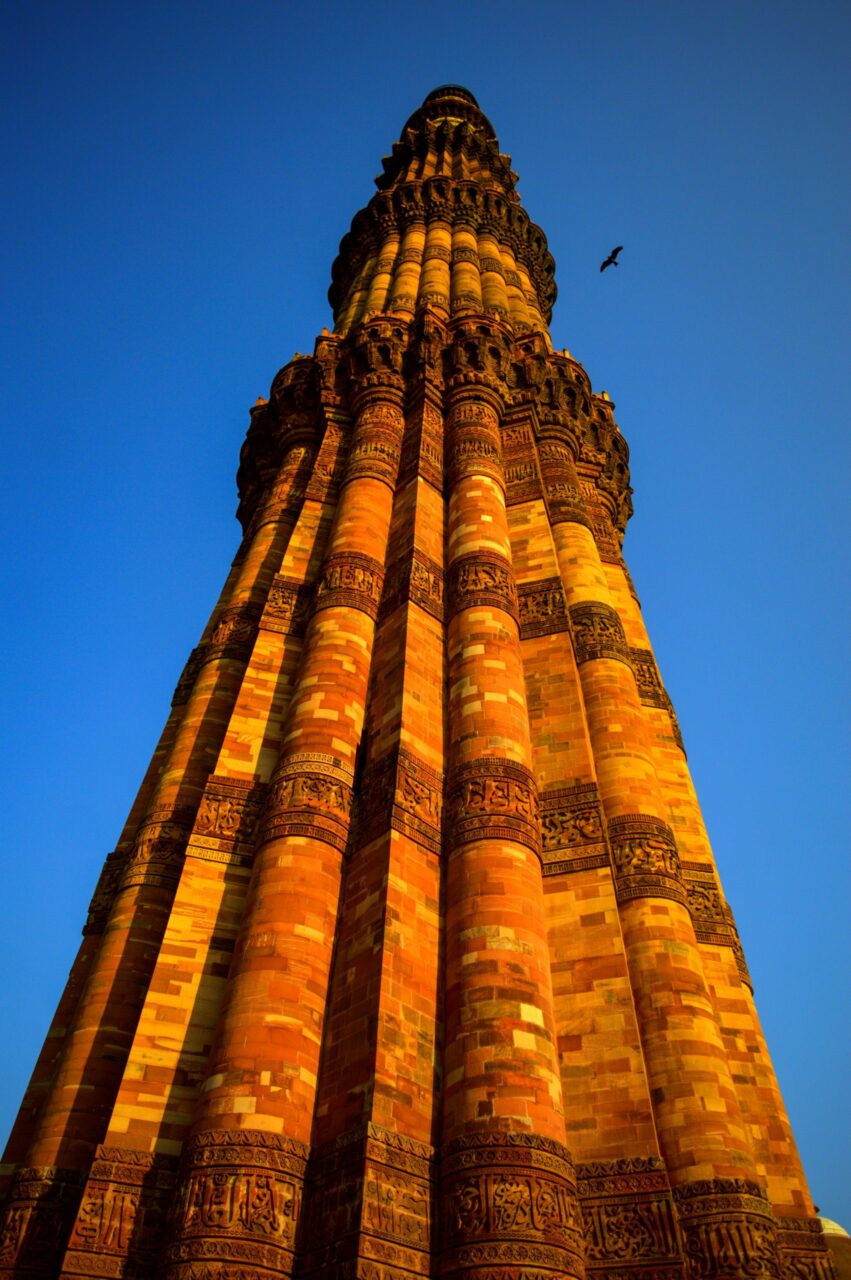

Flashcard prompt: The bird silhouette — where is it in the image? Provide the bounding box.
[600,245,623,273]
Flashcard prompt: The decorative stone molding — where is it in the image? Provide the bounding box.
[299,1123,434,1278]
[185,774,267,870]
[379,547,444,624]
[354,746,444,857]
[608,814,686,906]
[121,803,197,890]
[439,1132,584,1279]
[540,782,608,876]
[447,758,540,857]
[207,601,264,664]
[446,551,518,623]
[260,753,354,853]
[262,574,313,636]
[672,1179,782,1279]
[83,849,127,934]
[0,1165,85,1276]
[576,1156,681,1270]
[314,552,386,621]
[775,1214,835,1280]
[568,601,631,668]
[161,1129,309,1279]
[517,576,568,639]
[63,1147,178,1277]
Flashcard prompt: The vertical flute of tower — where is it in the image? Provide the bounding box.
[607,550,819,1233]
[537,429,783,1265]
[0,435,313,1280]
[161,338,407,1280]
[438,367,585,1279]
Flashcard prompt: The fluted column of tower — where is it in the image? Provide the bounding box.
[0,86,835,1280]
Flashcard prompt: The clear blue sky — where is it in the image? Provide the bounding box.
[2,0,848,1223]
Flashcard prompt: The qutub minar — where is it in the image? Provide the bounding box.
[0,87,834,1280]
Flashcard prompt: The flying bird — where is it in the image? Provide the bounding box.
[600,245,623,272]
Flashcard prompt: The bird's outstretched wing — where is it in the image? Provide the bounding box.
[600,245,624,272]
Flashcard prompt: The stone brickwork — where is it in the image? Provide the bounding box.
[0,85,833,1280]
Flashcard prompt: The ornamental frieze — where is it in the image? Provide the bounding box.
[84,849,126,934]
[447,757,540,857]
[439,1133,583,1279]
[380,547,444,624]
[517,577,567,639]
[163,1130,310,1276]
[207,601,264,664]
[0,1166,87,1272]
[608,814,685,907]
[540,782,605,869]
[630,648,670,709]
[261,754,354,852]
[354,747,443,857]
[191,775,267,863]
[262,574,313,636]
[776,1215,835,1280]
[568,601,631,667]
[447,552,518,621]
[672,1179,782,1280]
[314,552,386,621]
[172,644,206,706]
[121,804,196,889]
[304,421,348,503]
[64,1147,177,1271]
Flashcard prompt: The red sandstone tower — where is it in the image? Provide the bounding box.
[0,86,835,1280]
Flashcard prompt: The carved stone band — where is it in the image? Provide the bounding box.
[260,754,354,852]
[300,1122,435,1276]
[262,574,313,637]
[608,813,686,906]
[0,1165,87,1276]
[518,577,567,639]
[121,805,196,890]
[64,1147,177,1275]
[355,746,444,857]
[345,399,404,487]
[161,1129,310,1279]
[447,757,540,857]
[380,546,445,624]
[672,1179,782,1280]
[445,398,503,486]
[630,647,670,709]
[776,1214,834,1280]
[540,783,608,877]
[439,1132,584,1279]
[314,551,385,621]
[447,552,518,622]
[576,1155,681,1268]
[207,600,264,664]
[567,601,631,667]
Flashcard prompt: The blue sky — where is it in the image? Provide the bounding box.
[1,0,848,1223]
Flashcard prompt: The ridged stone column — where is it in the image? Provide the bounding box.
[438,337,585,1280]
[0,430,314,1280]
[537,425,783,1276]
[161,324,406,1280]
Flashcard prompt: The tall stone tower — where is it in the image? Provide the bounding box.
[0,86,834,1280]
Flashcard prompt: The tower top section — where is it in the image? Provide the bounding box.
[329,87,556,333]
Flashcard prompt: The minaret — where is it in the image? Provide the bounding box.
[0,86,834,1280]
